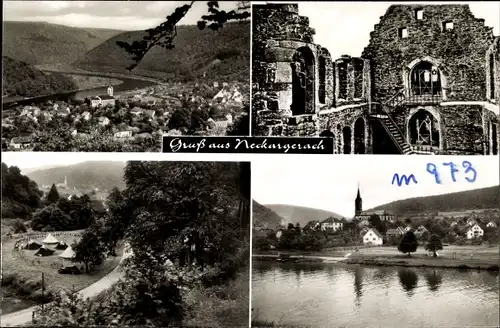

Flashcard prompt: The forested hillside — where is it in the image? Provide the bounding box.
[2,57,78,98]
[2,21,122,65]
[1,162,43,219]
[26,161,126,191]
[74,21,250,82]
[370,186,500,214]
[264,204,344,227]
[253,200,285,228]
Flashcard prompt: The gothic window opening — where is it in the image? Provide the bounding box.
[410,61,442,96]
[338,61,348,99]
[398,27,408,38]
[291,47,315,115]
[489,53,495,99]
[354,118,366,154]
[409,109,440,149]
[319,56,326,104]
[492,123,498,155]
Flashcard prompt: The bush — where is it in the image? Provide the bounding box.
[12,219,27,233]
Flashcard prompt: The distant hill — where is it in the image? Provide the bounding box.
[27,161,126,191]
[253,200,285,228]
[2,21,123,65]
[74,21,250,82]
[370,186,500,214]
[264,204,344,227]
[2,56,78,98]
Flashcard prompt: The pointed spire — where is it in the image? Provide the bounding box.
[356,182,361,198]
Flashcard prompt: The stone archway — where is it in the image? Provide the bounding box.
[291,47,315,116]
[407,109,440,151]
[343,126,352,154]
[404,57,448,100]
[354,118,366,154]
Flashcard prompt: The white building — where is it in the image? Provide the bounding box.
[320,217,343,232]
[90,85,116,108]
[466,224,484,239]
[362,228,383,245]
[486,221,497,228]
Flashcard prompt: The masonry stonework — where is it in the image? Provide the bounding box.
[252,4,500,155]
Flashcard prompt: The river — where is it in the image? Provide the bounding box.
[252,261,499,328]
[2,75,155,107]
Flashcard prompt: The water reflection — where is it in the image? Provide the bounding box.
[353,266,363,306]
[424,269,443,292]
[398,268,419,296]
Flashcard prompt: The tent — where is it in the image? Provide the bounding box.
[34,246,55,257]
[55,241,68,250]
[24,240,42,250]
[58,246,76,260]
[43,233,58,244]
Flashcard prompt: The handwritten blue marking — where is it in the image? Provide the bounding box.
[462,160,477,183]
[392,173,418,186]
[426,163,442,184]
[443,162,459,182]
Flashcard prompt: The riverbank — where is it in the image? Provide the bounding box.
[344,255,499,271]
[253,254,346,263]
[62,74,123,90]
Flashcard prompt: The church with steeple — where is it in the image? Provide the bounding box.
[89,80,116,108]
[353,184,396,222]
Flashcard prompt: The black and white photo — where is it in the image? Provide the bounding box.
[1,153,250,327]
[252,2,500,155]
[251,155,499,327]
[2,1,251,152]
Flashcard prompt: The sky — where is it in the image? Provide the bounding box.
[258,1,500,60]
[2,1,243,30]
[252,155,499,218]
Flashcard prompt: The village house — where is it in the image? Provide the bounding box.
[450,221,458,228]
[486,221,497,228]
[465,224,484,239]
[114,130,133,139]
[131,107,144,116]
[321,217,344,232]
[82,111,91,121]
[304,220,321,231]
[98,116,110,126]
[404,225,413,232]
[386,228,403,238]
[414,225,429,238]
[362,228,383,245]
[10,136,33,149]
[467,218,478,226]
[90,86,116,108]
[359,226,370,237]
[275,229,284,239]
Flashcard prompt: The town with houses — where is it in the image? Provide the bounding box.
[2,80,248,151]
[254,185,500,251]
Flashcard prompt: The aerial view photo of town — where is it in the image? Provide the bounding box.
[2,1,251,152]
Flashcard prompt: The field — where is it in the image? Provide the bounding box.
[1,230,124,315]
[345,245,499,270]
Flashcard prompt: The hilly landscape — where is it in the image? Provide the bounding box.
[261,204,344,227]
[253,200,285,228]
[26,161,126,190]
[74,21,250,82]
[2,56,78,98]
[2,21,123,65]
[370,185,500,214]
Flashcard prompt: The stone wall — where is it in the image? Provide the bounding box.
[391,104,492,154]
[486,37,500,104]
[252,3,334,135]
[362,5,496,102]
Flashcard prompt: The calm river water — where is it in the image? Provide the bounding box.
[252,261,499,328]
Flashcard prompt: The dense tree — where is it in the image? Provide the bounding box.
[168,107,191,130]
[369,214,387,234]
[398,231,418,256]
[1,162,42,219]
[46,184,60,204]
[31,205,71,231]
[12,219,27,233]
[73,225,106,273]
[425,234,443,257]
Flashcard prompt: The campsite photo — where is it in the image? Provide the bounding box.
[1,153,251,327]
[251,155,499,328]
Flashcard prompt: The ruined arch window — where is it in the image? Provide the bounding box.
[291,47,315,115]
[398,27,408,39]
[415,9,423,20]
[319,56,326,104]
[442,21,454,31]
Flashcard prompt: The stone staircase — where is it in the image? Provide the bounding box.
[371,113,414,154]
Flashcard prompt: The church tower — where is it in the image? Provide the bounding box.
[64,176,67,187]
[355,183,362,216]
[107,80,113,97]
